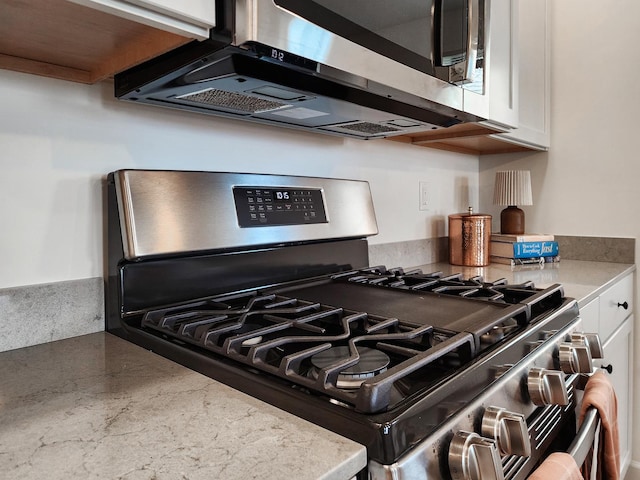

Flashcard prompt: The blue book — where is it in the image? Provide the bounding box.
[490,240,559,258]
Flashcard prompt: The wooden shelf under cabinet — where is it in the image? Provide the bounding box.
[0,0,191,84]
[388,123,534,155]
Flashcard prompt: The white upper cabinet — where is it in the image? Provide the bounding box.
[492,0,550,150]
[69,0,216,39]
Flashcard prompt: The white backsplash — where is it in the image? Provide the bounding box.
[0,69,479,290]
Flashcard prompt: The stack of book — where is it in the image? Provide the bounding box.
[490,233,560,266]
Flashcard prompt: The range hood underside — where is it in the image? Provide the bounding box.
[115,45,481,140]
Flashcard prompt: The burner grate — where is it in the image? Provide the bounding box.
[333,266,541,303]
[141,290,475,413]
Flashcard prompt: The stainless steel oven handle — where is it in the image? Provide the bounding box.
[481,406,531,456]
[527,368,569,406]
[448,431,505,480]
[568,407,600,468]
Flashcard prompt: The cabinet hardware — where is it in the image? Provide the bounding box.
[600,364,613,374]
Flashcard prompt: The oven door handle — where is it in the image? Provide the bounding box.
[568,407,600,468]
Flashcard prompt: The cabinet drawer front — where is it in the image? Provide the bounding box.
[599,273,633,341]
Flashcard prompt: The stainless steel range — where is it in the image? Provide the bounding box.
[105,170,602,480]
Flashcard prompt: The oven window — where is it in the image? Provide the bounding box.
[274,0,438,75]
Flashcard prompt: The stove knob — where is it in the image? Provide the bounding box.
[559,342,593,374]
[573,332,604,359]
[448,431,505,480]
[481,406,531,457]
[527,367,569,406]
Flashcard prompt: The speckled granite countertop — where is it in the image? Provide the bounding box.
[413,259,635,307]
[0,333,366,480]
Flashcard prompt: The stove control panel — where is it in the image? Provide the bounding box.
[233,186,327,227]
[369,310,603,480]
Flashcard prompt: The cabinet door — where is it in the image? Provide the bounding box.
[493,0,550,149]
[463,0,519,129]
[599,316,633,477]
[69,0,215,39]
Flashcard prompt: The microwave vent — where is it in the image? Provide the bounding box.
[177,89,289,114]
[332,122,401,135]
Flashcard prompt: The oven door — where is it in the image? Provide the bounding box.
[234,0,484,113]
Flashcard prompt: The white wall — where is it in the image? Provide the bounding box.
[0,69,479,290]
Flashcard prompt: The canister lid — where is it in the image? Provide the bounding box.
[448,206,491,220]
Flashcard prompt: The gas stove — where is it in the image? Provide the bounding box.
[105,170,601,479]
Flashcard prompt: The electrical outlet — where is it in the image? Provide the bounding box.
[419,182,430,211]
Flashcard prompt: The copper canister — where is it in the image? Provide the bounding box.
[448,207,492,266]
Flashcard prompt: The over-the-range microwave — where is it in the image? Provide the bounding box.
[115,0,505,140]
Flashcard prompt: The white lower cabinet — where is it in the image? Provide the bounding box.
[599,272,634,341]
[580,272,634,478]
[600,316,633,476]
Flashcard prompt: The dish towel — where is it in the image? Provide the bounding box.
[579,371,620,480]
[528,452,584,480]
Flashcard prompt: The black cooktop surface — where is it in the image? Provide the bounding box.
[137,267,565,414]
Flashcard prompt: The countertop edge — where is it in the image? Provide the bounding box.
[573,264,636,307]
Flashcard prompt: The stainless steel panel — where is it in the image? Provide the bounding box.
[114,170,378,260]
[235,0,465,112]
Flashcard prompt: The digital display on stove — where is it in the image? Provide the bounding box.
[233,186,327,227]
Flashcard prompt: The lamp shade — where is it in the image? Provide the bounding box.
[493,171,533,206]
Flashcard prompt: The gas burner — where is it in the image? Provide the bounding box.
[236,324,263,346]
[479,318,520,346]
[310,346,391,389]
